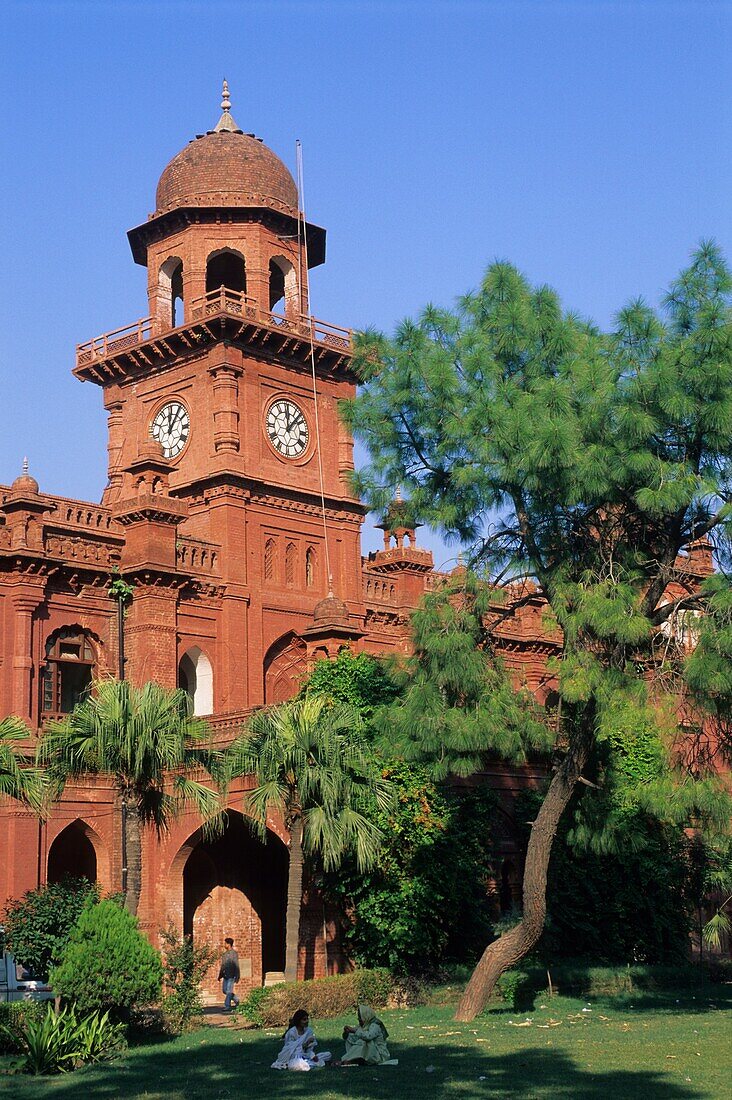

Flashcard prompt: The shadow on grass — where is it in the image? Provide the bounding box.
[487,982,732,1018]
[6,1028,708,1100]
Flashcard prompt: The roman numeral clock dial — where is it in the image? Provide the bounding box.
[266,399,310,458]
[150,401,190,459]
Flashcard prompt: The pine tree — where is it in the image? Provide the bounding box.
[346,244,732,1019]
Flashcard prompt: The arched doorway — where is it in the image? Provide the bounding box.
[47,820,98,884]
[178,812,288,995]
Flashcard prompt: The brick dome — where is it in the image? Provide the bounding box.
[312,593,350,626]
[155,130,299,218]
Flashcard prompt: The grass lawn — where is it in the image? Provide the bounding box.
[1,985,730,1099]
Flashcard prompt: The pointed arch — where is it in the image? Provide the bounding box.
[206,248,246,295]
[264,632,308,704]
[47,818,108,887]
[269,255,297,314]
[178,646,214,716]
[305,546,316,588]
[159,256,184,326]
[264,538,277,582]
[41,625,100,718]
[167,811,288,995]
[285,542,296,587]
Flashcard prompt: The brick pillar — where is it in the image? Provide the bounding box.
[208,345,244,454]
[124,585,179,690]
[11,590,43,721]
[104,398,124,504]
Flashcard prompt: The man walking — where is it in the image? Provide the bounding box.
[218,936,240,1011]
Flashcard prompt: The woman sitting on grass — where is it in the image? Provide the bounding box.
[271,1009,331,1071]
[339,1004,397,1066]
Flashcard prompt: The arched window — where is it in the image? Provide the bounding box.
[178,647,214,717]
[264,538,277,581]
[305,547,315,588]
[269,256,297,313]
[47,821,97,884]
[285,543,296,587]
[206,249,246,295]
[159,256,184,327]
[42,628,95,717]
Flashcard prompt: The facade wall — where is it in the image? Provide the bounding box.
[0,113,714,986]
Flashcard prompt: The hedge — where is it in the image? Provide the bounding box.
[239,968,394,1027]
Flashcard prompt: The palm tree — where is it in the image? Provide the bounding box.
[0,716,44,812]
[228,695,391,982]
[37,679,225,915]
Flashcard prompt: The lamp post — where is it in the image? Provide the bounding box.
[108,576,134,897]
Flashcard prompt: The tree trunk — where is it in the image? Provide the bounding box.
[124,799,142,917]
[284,816,304,983]
[455,725,592,1021]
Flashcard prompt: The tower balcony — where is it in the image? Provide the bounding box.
[74,288,353,383]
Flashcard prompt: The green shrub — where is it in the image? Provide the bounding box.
[240,968,395,1027]
[237,985,270,1026]
[3,878,99,981]
[160,926,217,1033]
[326,765,496,974]
[0,1001,46,1054]
[0,1003,125,1075]
[496,969,534,1011]
[51,898,162,1019]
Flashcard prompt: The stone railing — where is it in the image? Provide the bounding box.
[363,571,398,604]
[176,536,220,576]
[76,288,353,370]
[44,533,121,567]
[76,317,154,367]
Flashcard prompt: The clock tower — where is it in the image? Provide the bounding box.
[74,84,363,712]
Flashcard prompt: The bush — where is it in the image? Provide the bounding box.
[0,1003,125,1075]
[0,1001,46,1054]
[496,969,534,1011]
[239,968,395,1028]
[514,791,693,965]
[326,764,496,974]
[2,878,99,981]
[160,926,217,1033]
[51,898,162,1019]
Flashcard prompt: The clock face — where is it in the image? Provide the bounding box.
[266,399,310,458]
[150,401,190,459]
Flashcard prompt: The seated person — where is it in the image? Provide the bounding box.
[272,1009,331,1071]
[340,1004,397,1065]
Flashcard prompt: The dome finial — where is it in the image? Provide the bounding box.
[22,456,29,475]
[214,77,240,132]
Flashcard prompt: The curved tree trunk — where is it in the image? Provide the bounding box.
[455,725,592,1021]
[124,799,142,917]
[284,816,304,983]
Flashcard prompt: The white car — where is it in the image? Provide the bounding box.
[0,953,54,1003]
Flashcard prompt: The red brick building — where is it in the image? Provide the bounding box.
[0,90,712,988]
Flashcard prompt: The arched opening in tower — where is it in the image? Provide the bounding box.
[159,257,184,327]
[182,811,288,995]
[206,250,247,296]
[47,821,97,884]
[269,256,297,315]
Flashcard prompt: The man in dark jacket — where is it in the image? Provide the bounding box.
[218,937,240,1010]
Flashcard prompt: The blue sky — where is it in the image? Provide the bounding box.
[1,0,730,563]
